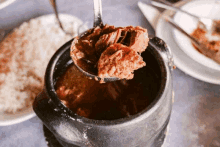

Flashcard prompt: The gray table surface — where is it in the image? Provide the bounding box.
[0,0,220,147]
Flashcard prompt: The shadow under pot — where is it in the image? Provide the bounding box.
[33,37,174,147]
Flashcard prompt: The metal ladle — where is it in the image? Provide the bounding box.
[71,0,119,83]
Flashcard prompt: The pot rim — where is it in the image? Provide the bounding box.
[44,37,169,126]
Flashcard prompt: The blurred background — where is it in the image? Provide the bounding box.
[0,0,220,147]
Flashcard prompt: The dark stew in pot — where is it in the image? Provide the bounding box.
[55,62,160,120]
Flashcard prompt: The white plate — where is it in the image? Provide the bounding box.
[0,13,87,126]
[0,107,36,126]
[0,0,16,9]
[173,0,220,71]
[156,0,220,85]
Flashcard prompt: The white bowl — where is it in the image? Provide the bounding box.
[173,0,220,71]
[0,0,16,9]
[0,107,35,126]
[0,14,87,126]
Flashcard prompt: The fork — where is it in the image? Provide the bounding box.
[49,0,73,35]
[164,15,220,64]
[151,0,216,33]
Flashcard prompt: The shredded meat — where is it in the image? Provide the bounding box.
[95,28,122,55]
[70,24,149,80]
[98,44,146,79]
[129,27,149,53]
[84,26,102,45]
[102,24,116,34]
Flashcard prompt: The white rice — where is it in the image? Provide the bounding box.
[0,14,81,113]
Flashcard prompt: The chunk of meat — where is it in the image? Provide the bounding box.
[70,37,85,61]
[101,24,116,34]
[84,26,102,47]
[128,27,149,53]
[98,43,146,80]
[117,29,127,43]
[70,24,149,80]
[118,26,149,53]
[124,26,134,31]
[71,36,98,65]
[95,28,122,55]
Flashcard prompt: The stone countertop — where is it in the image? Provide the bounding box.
[0,0,220,147]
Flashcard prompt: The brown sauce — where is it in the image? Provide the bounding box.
[55,63,160,120]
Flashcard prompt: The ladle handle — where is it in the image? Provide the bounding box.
[93,0,103,27]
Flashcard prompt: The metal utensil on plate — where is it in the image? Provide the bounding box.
[164,15,220,64]
[151,0,216,33]
[49,0,73,35]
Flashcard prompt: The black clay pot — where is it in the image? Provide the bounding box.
[33,37,174,147]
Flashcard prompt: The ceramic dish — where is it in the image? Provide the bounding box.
[173,0,220,71]
[156,0,220,85]
[0,0,16,9]
[0,14,87,126]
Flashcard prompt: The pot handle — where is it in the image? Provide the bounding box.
[33,89,86,147]
[149,36,174,71]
